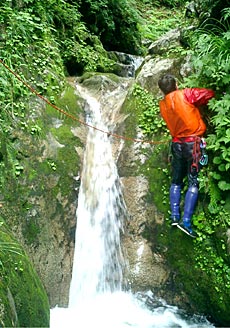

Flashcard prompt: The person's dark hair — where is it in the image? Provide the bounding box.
[158,74,177,95]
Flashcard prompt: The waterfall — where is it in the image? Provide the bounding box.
[50,82,214,328]
[68,85,127,307]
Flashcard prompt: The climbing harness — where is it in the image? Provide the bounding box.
[172,135,208,172]
[0,58,168,146]
[192,136,208,170]
[191,136,201,173]
[199,138,208,166]
[192,136,208,172]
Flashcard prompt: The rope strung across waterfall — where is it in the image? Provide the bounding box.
[0,59,168,145]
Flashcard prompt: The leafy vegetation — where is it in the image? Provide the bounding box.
[0,0,230,325]
[77,0,142,54]
[182,7,230,207]
[137,4,188,42]
[133,84,167,136]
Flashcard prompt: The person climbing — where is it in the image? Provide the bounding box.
[158,74,215,238]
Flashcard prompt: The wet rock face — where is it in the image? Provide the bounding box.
[25,192,77,307]
[108,51,144,77]
[136,58,176,94]
[112,51,173,294]
[121,176,169,291]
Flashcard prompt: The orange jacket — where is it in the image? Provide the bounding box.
[159,88,215,138]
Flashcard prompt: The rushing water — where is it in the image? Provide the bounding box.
[68,85,127,306]
[50,84,214,328]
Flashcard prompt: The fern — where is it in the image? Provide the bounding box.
[184,13,230,195]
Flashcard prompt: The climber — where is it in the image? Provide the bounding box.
[158,74,215,238]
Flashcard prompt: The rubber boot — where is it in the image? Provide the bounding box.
[169,184,181,226]
[178,186,198,237]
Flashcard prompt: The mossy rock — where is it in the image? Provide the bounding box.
[0,218,49,327]
[155,224,230,325]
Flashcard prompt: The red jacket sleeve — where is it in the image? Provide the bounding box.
[184,88,215,106]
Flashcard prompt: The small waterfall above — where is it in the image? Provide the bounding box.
[50,81,214,328]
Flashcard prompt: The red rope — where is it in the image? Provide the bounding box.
[191,137,201,172]
[0,58,168,145]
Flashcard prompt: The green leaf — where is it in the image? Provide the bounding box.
[218,180,230,191]
[213,156,221,164]
[224,31,230,40]
[212,172,221,180]
[218,164,226,172]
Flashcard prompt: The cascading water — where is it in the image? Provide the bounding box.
[50,82,214,328]
[68,85,127,307]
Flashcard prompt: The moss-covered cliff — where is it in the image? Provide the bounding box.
[0,217,49,327]
[0,80,84,310]
[118,54,230,326]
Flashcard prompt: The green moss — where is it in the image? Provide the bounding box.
[78,72,121,85]
[141,143,170,213]
[156,222,230,324]
[0,218,49,327]
[48,126,80,196]
[120,86,141,144]
[22,219,41,245]
[46,83,81,119]
[28,169,38,182]
[26,82,82,198]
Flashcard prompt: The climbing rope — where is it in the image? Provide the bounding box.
[0,58,168,145]
[191,136,201,172]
